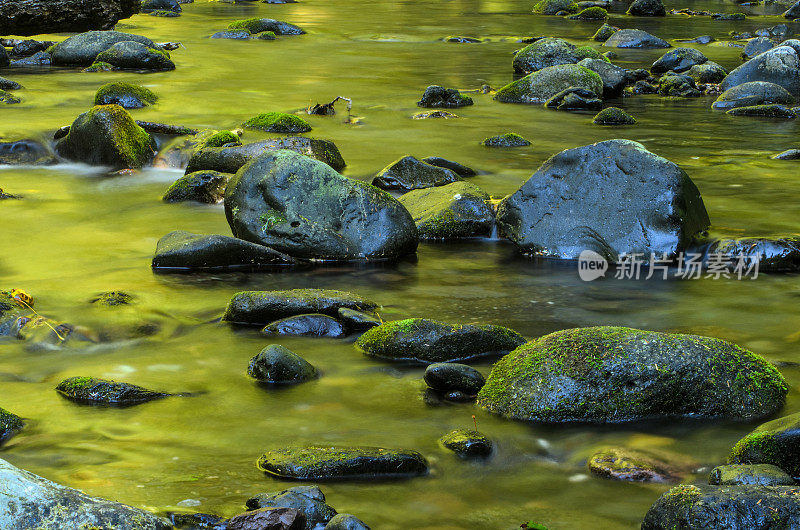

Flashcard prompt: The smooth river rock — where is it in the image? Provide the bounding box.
[256,446,429,480]
[55,376,171,406]
[729,412,800,478]
[152,231,297,270]
[222,289,378,326]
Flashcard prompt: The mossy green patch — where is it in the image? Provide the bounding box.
[242,112,312,133]
[94,82,158,108]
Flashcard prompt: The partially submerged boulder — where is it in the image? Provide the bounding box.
[603,29,670,48]
[256,446,429,480]
[92,41,175,71]
[397,181,495,239]
[0,135,57,165]
[247,344,318,384]
[577,58,629,97]
[482,133,531,147]
[262,314,346,338]
[709,464,795,486]
[162,170,230,204]
[222,289,378,326]
[512,38,581,74]
[494,64,603,104]
[424,363,486,395]
[729,412,800,478]
[228,18,305,35]
[0,408,23,444]
[372,156,461,191]
[592,107,636,125]
[727,104,797,119]
[478,326,788,423]
[416,85,473,108]
[587,447,685,482]
[712,81,795,110]
[151,231,297,270]
[95,82,158,109]
[720,46,800,95]
[626,0,665,16]
[651,47,708,74]
[439,429,493,458]
[55,376,171,406]
[243,112,312,133]
[246,485,336,529]
[50,31,155,66]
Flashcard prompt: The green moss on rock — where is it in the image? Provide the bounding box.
[593,107,636,125]
[568,7,608,19]
[482,133,531,147]
[242,112,312,133]
[532,0,578,14]
[95,82,158,109]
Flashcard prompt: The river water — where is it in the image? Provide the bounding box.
[1,0,800,528]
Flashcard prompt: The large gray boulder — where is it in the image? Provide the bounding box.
[50,31,155,66]
[495,139,709,259]
[603,29,670,48]
[224,150,417,261]
[512,38,579,74]
[0,457,171,529]
[397,181,495,239]
[712,81,796,110]
[494,64,603,104]
[720,46,800,95]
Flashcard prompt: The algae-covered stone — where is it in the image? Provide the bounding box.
[651,47,708,73]
[93,41,175,71]
[727,104,797,119]
[186,137,345,174]
[0,457,172,529]
[603,29,670,48]
[532,0,578,14]
[372,156,461,191]
[592,106,636,125]
[712,81,795,110]
[512,38,579,74]
[0,408,23,444]
[416,85,473,108]
[243,112,312,133]
[587,447,683,482]
[222,289,378,326]
[593,23,619,42]
[720,46,800,95]
[658,73,702,97]
[50,31,156,66]
[397,181,494,239]
[0,135,57,165]
[743,37,774,60]
[325,514,370,530]
[246,485,336,529]
[685,61,727,84]
[709,464,795,486]
[729,412,800,477]
[256,31,278,40]
[162,170,229,203]
[568,7,607,19]
[424,363,486,394]
[256,446,429,480]
[544,87,603,110]
[248,344,318,384]
[421,156,477,177]
[641,485,800,529]
[439,429,493,458]
[55,105,156,169]
[224,150,418,261]
[478,326,788,423]
[482,133,531,147]
[0,91,21,105]
[494,64,603,104]
[228,18,305,35]
[56,376,171,406]
[774,149,800,160]
[626,0,665,16]
[95,82,158,109]
[226,507,304,529]
[700,237,800,272]
[262,314,346,338]
[356,318,526,364]
[152,231,296,270]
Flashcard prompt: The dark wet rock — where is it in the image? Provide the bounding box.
[685,61,727,84]
[604,29,670,48]
[0,135,57,165]
[785,0,800,19]
[90,291,134,306]
[0,91,21,105]
[228,18,305,35]
[721,46,800,95]
[677,35,714,44]
[225,150,417,261]
[713,81,795,110]
[93,41,175,71]
[56,376,171,406]
[421,157,476,177]
[0,188,21,200]
[593,23,620,42]
[495,64,603,104]
[774,149,800,160]
[163,170,229,204]
[627,0,665,15]
[11,39,51,58]
[630,80,658,94]
[495,139,709,259]
[226,507,304,530]
[424,362,485,394]
[577,58,628,97]
[641,485,800,530]
[50,31,155,66]
[568,7,607,19]
[55,105,156,169]
[533,0,578,14]
[167,512,227,528]
[0,47,8,68]
[325,514,371,530]
[147,9,181,17]
[337,308,381,332]
[439,429,493,458]
[223,289,378,326]
[246,485,335,529]
[211,30,253,40]
[263,314,346,338]
[0,77,21,91]
[0,457,172,529]
[243,112,312,133]
[709,464,795,486]
[141,0,182,12]
[356,318,526,364]
[729,411,800,477]
[544,87,603,110]
[152,231,296,270]
[412,110,459,119]
[95,82,158,109]
[372,156,461,191]
[592,106,636,125]
[743,37,774,60]
[397,181,494,239]
[727,104,797,118]
[713,12,745,20]
[651,47,708,74]
[482,133,531,147]
[247,344,318,384]
[444,36,482,43]
[256,446,429,480]
[83,62,115,73]
[416,85,473,108]
[0,408,23,444]
[512,38,579,73]
[658,73,702,97]
[478,326,788,423]
[587,447,682,482]
[186,137,345,174]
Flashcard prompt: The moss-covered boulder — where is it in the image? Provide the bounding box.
[626,0,665,16]
[587,447,687,482]
[162,170,229,203]
[372,155,461,191]
[0,90,21,105]
[482,133,531,147]
[256,31,278,40]
[603,28,670,48]
[222,289,378,326]
[50,31,155,66]
[641,485,800,529]
[356,318,526,364]
[242,112,312,133]
[658,73,702,97]
[224,150,418,261]
[686,61,727,84]
[262,314,346,338]
[712,81,796,110]
[56,376,171,406]
[93,41,175,71]
[55,105,156,169]
[256,446,429,480]
[417,85,473,108]
[593,23,619,41]
[478,326,788,423]
[228,18,305,35]
[247,344,318,384]
[532,0,578,14]
[495,64,603,104]
[439,429,493,458]
[651,47,708,74]
[709,464,795,486]
[152,231,296,270]
[568,7,607,19]
[727,104,797,119]
[397,181,494,239]
[512,38,580,74]
[729,412,800,478]
[544,87,603,110]
[592,106,636,124]
[246,485,336,528]
[0,408,23,444]
[211,30,252,40]
[95,82,158,109]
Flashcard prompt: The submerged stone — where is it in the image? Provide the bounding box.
[592,106,636,125]
[726,104,797,119]
[0,408,23,444]
[421,157,477,177]
[626,0,665,16]
[729,412,800,478]
[186,137,345,174]
[512,38,580,74]
[0,135,57,165]
[356,318,526,364]
[256,446,429,480]
[93,41,175,71]
[152,231,297,270]
[713,81,795,110]
[494,64,603,104]
[325,514,371,530]
[439,429,493,458]
[397,181,495,239]
[225,507,304,530]
[651,47,707,73]
[416,85,473,108]
[222,289,378,326]
[55,376,171,406]
[248,344,318,384]
[424,363,486,394]
[372,156,461,191]
[262,314,346,338]
[478,326,788,423]
[228,18,305,35]
[603,29,670,48]
[246,485,336,529]
[337,308,381,331]
[243,112,312,133]
[587,447,685,482]
[95,82,158,109]
[709,464,795,486]
[482,133,531,147]
[50,31,156,66]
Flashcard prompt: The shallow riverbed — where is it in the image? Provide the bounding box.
[2,0,800,528]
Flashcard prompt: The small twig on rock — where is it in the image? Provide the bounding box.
[307,96,352,117]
